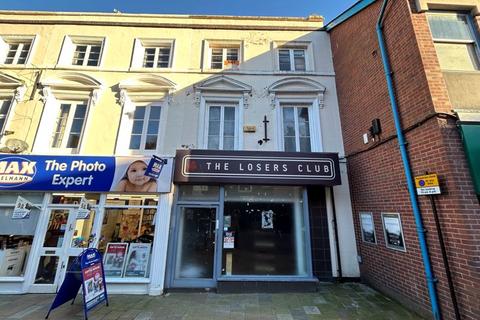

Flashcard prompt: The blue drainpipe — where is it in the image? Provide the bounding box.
[376,1,441,319]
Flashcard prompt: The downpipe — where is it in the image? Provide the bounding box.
[376,1,441,319]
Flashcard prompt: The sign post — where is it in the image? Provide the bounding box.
[46,248,108,320]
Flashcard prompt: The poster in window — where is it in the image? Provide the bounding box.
[103,243,128,277]
[261,210,274,229]
[359,212,376,244]
[124,243,151,277]
[119,210,141,241]
[382,213,406,251]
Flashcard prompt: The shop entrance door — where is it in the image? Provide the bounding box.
[170,206,219,288]
[29,207,96,293]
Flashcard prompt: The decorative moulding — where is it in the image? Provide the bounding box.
[268,77,327,108]
[193,75,252,108]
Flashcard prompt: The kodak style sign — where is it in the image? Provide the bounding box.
[0,155,173,193]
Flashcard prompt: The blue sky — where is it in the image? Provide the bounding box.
[0,0,358,22]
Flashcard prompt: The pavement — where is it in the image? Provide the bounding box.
[0,283,423,320]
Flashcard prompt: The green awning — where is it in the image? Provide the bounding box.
[459,122,480,195]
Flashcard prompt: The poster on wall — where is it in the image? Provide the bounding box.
[103,243,129,277]
[359,212,376,244]
[382,213,406,251]
[11,196,34,219]
[0,155,173,193]
[124,243,151,277]
[261,210,274,229]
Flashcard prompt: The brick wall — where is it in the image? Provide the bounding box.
[330,0,480,319]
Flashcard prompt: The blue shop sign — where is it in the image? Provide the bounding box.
[0,154,173,193]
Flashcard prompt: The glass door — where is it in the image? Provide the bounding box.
[171,206,218,288]
[29,207,96,293]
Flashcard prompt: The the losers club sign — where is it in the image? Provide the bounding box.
[174,149,341,186]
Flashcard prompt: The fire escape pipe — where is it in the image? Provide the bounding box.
[376,1,441,319]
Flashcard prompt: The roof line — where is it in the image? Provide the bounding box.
[324,0,376,31]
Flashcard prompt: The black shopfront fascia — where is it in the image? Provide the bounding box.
[171,149,341,291]
[173,149,341,186]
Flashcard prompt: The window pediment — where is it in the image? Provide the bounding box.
[41,72,102,91]
[0,72,26,101]
[268,77,326,108]
[118,75,176,105]
[194,75,252,93]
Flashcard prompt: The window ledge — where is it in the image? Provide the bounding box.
[442,69,480,74]
[129,67,174,72]
[105,277,150,284]
[55,64,103,70]
[217,276,316,282]
[0,276,25,282]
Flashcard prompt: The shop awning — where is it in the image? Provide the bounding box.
[459,122,480,195]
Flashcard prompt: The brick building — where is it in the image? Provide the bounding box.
[326,0,480,319]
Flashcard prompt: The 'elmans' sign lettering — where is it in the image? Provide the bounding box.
[174,150,341,186]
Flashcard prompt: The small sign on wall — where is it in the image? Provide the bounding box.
[243,125,256,133]
[415,174,441,195]
[359,212,376,244]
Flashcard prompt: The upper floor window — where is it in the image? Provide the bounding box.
[51,102,87,149]
[128,105,162,151]
[58,36,105,67]
[203,41,242,71]
[0,36,35,65]
[279,48,306,71]
[131,39,174,69]
[281,105,311,152]
[0,99,12,133]
[427,12,480,71]
[72,43,102,66]
[210,47,239,70]
[206,104,237,150]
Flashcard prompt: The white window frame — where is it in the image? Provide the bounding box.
[57,36,106,68]
[130,39,175,70]
[427,11,480,70]
[50,100,89,151]
[276,99,322,152]
[127,103,164,153]
[205,103,239,150]
[198,96,243,150]
[0,35,37,66]
[202,40,243,71]
[272,41,314,72]
[279,104,312,152]
[116,99,168,156]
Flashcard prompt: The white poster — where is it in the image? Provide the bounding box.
[76,197,92,219]
[12,196,33,219]
[124,243,151,277]
[103,243,129,277]
[261,210,274,229]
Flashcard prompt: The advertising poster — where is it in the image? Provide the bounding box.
[382,213,406,251]
[360,212,376,244]
[82,262,105,309]
[11,196,33,219]
[261,210,274,229]
[103,243,128,277]
[76,197,92,220]
[124,243,151,277]
[223,231,235,249]
[0,155,173,193]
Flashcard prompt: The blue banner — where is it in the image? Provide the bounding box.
[0,154,173,193]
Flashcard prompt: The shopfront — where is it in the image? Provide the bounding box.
[166,149,341,292]
[0,154,173,295]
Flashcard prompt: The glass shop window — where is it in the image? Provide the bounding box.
[50,193,100,205]
[178,185,220,202]
[0,193,43,277]
[98,196,158,279]
[222,185,308,276]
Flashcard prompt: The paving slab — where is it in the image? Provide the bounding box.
[0,283,423,320]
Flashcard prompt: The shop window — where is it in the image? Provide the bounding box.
[0,99,12,134]
[281,105,311,152]
[58,36,105,67]
[51,101,88,150]
[0,36,35,65]
[131,39,174,69]
[206,104,238,150]
[222,185,308,276]
[0,193,43,277]
[427,12,480,71]
[129,105,162,151]
[98,197,157,279]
